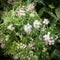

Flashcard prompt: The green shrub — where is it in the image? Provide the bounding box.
[0,0,60,60]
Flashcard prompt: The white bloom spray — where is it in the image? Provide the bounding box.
[24,23,32,34]
[33,20,41,29]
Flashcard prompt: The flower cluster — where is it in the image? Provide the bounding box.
[43,19,49,25]
[17,43,27,49]
[28,41,35,49]
[24,20,41,34]
[7,24,15,31]
[24,23,32,34]
[16,8,26,16]
[33,20,41,29]
[27,3,35,11]
[43,32,55,45]
[0,2,58,60]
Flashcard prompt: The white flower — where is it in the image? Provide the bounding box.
[43,19,49,25]
[17,8,26,16]
[43,32,54,45]
[17,43,27,49]
[27,3,35,11]
[18,43,27,49]
[43,32,51,41]
[7,24,15,31]
[28,41,35,49]
[33,20,41,29]
[19,9,26,16]
[24,23,32,34]
[48,40,55,45]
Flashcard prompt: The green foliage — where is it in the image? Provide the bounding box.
[0,0,60,60]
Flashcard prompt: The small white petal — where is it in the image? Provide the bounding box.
[43,19,49,25]
[7,24,15,31]
[27,3,35,11]
[24,23,32,34]
[17,8,26,16]
[33,20,41,29]
[43,32,54,45]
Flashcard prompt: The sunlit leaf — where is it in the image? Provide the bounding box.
[48,4,55,9]
[55,8,60,19]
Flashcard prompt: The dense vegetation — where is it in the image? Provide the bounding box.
[0,0,60,60]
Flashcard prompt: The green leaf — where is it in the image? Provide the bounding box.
[57,39,60,43]
[52,49,60,59]
[34,0,45,5]
[48,4,55,9]
[39,8,45,17]
[55,8,60,19]
[47,11,57,19]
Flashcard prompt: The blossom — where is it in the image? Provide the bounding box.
[43,19,49,25]
[24,23,32,34]
[33,20,41,29]
[17,8,26,16]
[17,43,27,49]
[21,44,26,49]
[27,3,35,11]
[7,24,15,31]
[28,41,35,49]
[48,40,55,45]
[43,32,54,45]
[43,32,51,41]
